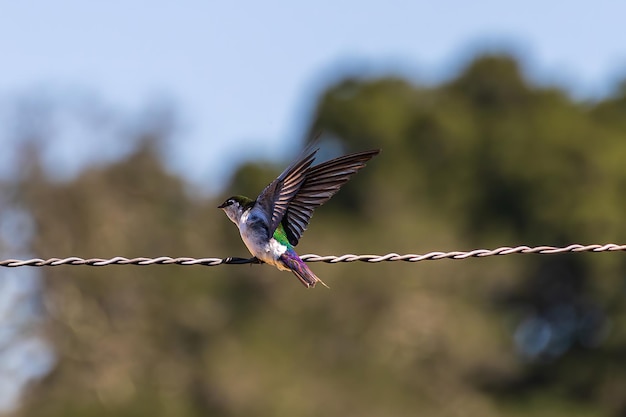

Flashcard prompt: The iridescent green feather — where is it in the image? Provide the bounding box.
[272,223,293,248]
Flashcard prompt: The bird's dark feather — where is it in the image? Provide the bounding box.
[282,149,380,246]
[255,145,319,237]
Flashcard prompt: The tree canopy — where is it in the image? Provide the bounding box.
[8,54,626,417]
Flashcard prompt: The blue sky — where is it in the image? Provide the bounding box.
[1,1,625,193]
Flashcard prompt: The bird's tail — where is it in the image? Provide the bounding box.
[280,250,328,288]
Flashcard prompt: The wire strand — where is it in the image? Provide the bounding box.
[1,243,624,267]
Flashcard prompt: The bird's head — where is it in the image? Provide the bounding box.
[218,195,254,225]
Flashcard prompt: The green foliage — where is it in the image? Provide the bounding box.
[12,54,626,416]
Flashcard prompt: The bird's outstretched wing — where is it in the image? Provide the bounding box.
[255,145,319,236]
[282,149,380,246]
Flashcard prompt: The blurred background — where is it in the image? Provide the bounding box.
[1,1,626,416]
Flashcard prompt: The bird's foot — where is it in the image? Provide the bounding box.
[250,256,264,265]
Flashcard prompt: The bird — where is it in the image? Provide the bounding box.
[218,144,380,288]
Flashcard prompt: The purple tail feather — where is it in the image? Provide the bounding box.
[280,250,328,288]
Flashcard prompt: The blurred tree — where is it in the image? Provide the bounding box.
[312,54,626,416]
[10,54,626,417]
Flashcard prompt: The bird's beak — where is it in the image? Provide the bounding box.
[217,203,227,209]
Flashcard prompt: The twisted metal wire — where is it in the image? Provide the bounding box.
[0,243,624,268]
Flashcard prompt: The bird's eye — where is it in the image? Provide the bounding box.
[218,198,234,209]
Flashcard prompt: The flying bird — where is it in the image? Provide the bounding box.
[218,144,380,288]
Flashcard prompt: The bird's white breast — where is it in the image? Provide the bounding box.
[238,210,287,267]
